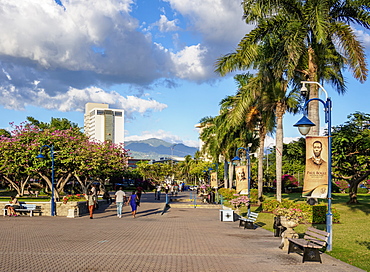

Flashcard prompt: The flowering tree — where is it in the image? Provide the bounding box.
[0,121,129,198]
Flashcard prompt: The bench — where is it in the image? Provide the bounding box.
[3,204,42,217]
[287,227,329,263]
[239,212,258,229]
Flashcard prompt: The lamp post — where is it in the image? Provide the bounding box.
[293,81,332,251]
[36,145,55,216]
[232,143,252,215]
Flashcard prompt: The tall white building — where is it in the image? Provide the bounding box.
[84,103,124,144]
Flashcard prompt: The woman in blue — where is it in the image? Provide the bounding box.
[127,191,139,218]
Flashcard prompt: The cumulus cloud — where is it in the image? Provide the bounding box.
[0,84,167,119]
[0,0,250,115]
[152,14,179,32]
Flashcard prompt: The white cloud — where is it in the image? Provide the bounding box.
[354,29,370,48]
[165,0,252,44]
[0,85,167,119]
[170,44,209,80]
[152,14,179,32]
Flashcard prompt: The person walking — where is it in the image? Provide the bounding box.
[86,191,95,219]
[136,186,145,206]
[127,191,139,218]
[155,184,161,200]
[114,187,126,218]
[91,184,100,209]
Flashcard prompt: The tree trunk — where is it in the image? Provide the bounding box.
[307,47,320,136]
[224,160,229,188]
[39,172,60,200]
[257,129,266,205]
[275,102,285,202]
[228,161,234,189]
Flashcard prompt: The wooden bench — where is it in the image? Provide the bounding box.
[238,212,258,229]
[287,227,329,263]
[3,204,42,217]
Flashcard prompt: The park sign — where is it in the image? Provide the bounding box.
[303,136,329,198]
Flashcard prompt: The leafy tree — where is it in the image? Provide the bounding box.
[0,129,11,137]
[0,121,128,198]
[135,161,173,183]
[26,116,79,130]
[331,112,370,203]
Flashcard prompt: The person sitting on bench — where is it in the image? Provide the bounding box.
[6,196,20,216]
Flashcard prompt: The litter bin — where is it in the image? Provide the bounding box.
[220,209,234,222]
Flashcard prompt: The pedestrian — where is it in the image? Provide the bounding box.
[91,184,99,209]
[103,191,111,204]
[174,183,179,196]
[136,186,145,206]
[155,184,161,200]
[86,191,95,219]
[114,187,126,218]
[127,191,139,218]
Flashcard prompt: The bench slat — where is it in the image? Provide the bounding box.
[304,230,329,242]
[307,227,329,237]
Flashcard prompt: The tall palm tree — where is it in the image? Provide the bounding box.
[240,0,369,134]
[226,74,275,203]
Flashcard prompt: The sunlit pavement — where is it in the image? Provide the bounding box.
[0,192,364,272]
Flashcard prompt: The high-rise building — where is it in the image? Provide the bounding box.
[84,103,124,144]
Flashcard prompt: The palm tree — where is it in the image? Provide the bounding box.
[240,0,369,134]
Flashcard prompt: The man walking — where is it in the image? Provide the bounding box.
[115,187,126,218]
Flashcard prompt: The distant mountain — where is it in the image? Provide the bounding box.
[125,138,198,160]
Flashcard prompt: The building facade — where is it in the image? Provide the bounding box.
[84,103,124,144]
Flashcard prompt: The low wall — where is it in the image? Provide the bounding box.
[1,200,105,217]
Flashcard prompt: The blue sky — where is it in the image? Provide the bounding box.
[0,0,369,149]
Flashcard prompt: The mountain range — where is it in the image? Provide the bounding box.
[125,138,198,160]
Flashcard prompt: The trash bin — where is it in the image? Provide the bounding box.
[220,209,234,222]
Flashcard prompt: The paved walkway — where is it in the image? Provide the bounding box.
[0,192,364,272]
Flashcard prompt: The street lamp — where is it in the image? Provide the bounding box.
[36,145,55,216]
[232,143,252,215]
[293,81,333,251]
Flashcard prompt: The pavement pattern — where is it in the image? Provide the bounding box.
[0,192,365,272]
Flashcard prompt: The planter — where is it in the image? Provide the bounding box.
[280,216,298,230]
[279,216,299,251]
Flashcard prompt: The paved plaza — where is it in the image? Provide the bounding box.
[0,192,364,272]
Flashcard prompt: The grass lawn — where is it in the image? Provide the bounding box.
[246,193,370,271]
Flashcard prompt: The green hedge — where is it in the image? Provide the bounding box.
[262,199,340,224]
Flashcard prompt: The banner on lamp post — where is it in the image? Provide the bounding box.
[303,136,329,198]
[210,172,218,188]
[235,165,248,194]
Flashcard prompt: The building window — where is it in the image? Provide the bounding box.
[115,111,122,117]
[104,110,113,115]
[97,110,104,115]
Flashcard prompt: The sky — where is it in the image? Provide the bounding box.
[0,0,370,149]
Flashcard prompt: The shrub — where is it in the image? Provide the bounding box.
[249,189,259,203]
[262,199,340,224]
[218,188,237,200]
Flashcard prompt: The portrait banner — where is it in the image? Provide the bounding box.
[210,172,218,188]
[235,165,248,194]
[303,136,329,198]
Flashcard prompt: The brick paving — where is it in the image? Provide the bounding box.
[0,192,364,272]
